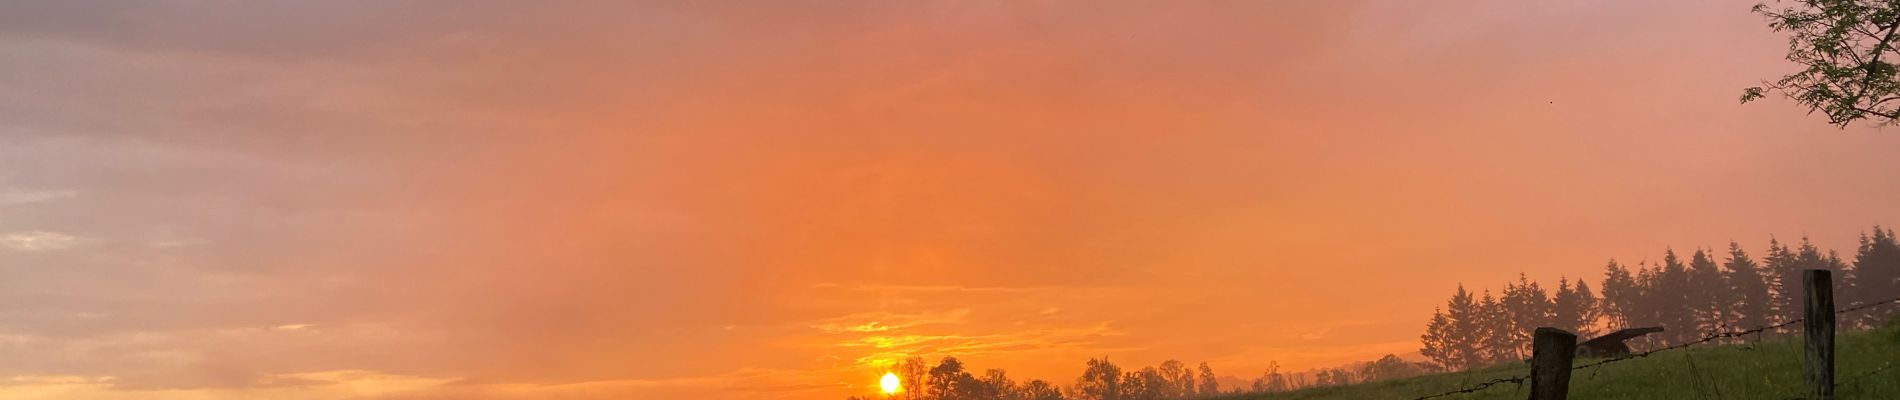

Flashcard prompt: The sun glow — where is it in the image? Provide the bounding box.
[879,372,901,394]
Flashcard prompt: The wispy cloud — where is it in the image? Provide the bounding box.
[810,309,972,334]
[0,231,80,252]
[0,188,75,208]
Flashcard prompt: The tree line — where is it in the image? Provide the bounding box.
[850,353,1437,400]
[1419,226,1900,371]
[854,356,1216,400]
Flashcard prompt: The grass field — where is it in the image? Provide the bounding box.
[1214,322,1900,400]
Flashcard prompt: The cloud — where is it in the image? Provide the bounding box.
[0,231,79,251]
[0,188,75,208]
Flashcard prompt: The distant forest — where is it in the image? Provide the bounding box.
[848,226,1900,400]
[1419,226,1900,371]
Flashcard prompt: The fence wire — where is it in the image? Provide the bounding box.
[1404,295,1900,400]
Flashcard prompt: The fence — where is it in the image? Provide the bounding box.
[1409,269,1900,400]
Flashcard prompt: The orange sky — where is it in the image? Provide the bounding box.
[2,1,1899,399]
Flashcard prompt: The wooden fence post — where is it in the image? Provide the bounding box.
[1528,327,1577,400]
[1804,269,1836,400]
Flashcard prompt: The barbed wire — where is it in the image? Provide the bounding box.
[1410,375,1526,400]
[1572,295,1900,372]
[1403,294,1900,400]
[1839,361,1897,387]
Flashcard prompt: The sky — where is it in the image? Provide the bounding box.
[2,1,1899,399]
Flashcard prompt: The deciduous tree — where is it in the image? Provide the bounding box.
[1743,0,1900,126]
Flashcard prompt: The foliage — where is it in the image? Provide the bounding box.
[1744,0,1900,127]
[1724,242,1775,331]
[1850,226,1900,326]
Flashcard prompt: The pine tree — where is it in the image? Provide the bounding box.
[1766,237,1801,329]
[1443,285,1483,369]
[1553,277,1601,338]
[1574,280,1602,337]
[1656,249,1696,344]
[1419,307,1456,370]
[1688,248,1729,333]
[1600,260,1639,330]
[1850,226,1900,326]
[1477,290,1516,364]
[1500,274,1553,356]
[1634,263,1662,332]
[1724,242,1774,331]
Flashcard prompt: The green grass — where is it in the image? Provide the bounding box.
[1214,323,1900,400]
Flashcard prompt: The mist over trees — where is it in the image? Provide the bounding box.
[1419,225,1900,371]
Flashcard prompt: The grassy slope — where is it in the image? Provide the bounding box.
[1214,323,1900,400]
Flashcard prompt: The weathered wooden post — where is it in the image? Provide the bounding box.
[1804,269,1835,400]
[1528,327,1577,400]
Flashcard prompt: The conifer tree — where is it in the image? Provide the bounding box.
[1688,248,1730,333]
[1419,307,1456,370]
[1476,290,1516,363]
[1553,277,1601,338]
[1574,280,1602,337]
[1766,237,1801,328]
[1600,260,1639,329]
[1500,274,1553,355]
[1851,226,1900,326]
[1656,250,1696,343]
[1724,242,1774,331]
[1443,285,1483,369]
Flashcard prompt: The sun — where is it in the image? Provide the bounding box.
[879,372,901,394]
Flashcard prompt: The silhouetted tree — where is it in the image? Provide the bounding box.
[927,357,974,400]
[1443,285,1484,368]
[1476,290,1516,363]
[1195,362,1217,397]
[1419,307,1457,370]
[1601,260,1640,329]
[1023,380,1064,400]
[1552,277,1601,338]
[1312,367,1356,387]
[1800,239,1853,325]
[1020,379,1064,400]
[978,369,1014,400]
[1724,242,1775,332]
[1632,263,1661,332]
[1072,358,1122,400]
[1500,274,1554,355]
[1743,0,1900,126]
[1250,362,1290,393]
[1357,354,1433,383]
[1851,226,1900,326]
[1156,360,1190,398]
[1688,248,1730,334]
[1121,367,1168,400]
[898,356,930,400]
[1654,250,1697,344]
[1767,237,1802,328]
